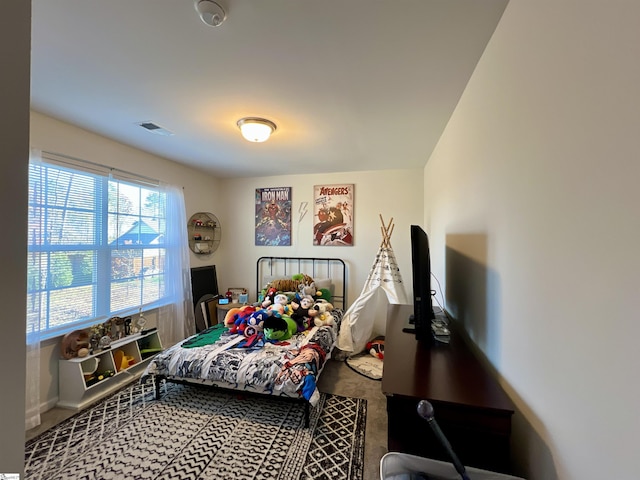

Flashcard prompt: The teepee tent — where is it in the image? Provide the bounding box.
[337,216,409,355]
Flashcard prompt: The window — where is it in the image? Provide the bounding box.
[27,155,171,339]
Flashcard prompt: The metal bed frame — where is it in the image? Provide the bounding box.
[256,256,347,309]
[153,256,347,427]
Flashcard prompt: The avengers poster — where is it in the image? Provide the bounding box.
[313,184,354,246]
[255,187,292,246]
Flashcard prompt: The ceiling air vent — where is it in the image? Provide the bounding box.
[136,121,174,136]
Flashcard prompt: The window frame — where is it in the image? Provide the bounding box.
[27,153,171,340]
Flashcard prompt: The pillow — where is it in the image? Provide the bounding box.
[312,278,331,291]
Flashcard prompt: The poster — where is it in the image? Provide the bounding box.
[255,187,292,246]
[313,184,354,246]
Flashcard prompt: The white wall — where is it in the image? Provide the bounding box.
[425,2,640,479]
[219,171,424,322]
[0,0,30,474]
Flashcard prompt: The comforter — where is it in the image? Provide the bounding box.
[142,310,342,407]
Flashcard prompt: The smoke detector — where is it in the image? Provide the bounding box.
[194,0,226,27]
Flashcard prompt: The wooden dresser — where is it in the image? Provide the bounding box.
[382,304,515,474]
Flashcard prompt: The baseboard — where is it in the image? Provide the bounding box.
[41,395,59,414]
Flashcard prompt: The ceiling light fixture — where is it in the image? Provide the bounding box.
[194,0,226,27]
[236,117,277,143]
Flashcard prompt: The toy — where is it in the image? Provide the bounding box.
[244,310,268,337]
[316,288,332,302]
[298,282,317,298]
[263,315,298,341]
[227,306,261,336]
[60,329,90,359]
[261,287,277,308]
[267,274,315,295]
[292,273,314,286]
[290,295,314,332]
[266,293,290,316]
[366,337,385,359]
[224,305,256,328]
[311,300,335,327]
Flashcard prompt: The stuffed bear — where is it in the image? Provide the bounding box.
[311,299,335,327]
[290,294,314,332]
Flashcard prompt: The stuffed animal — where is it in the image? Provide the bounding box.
[366,337,385,359]
[244,310,268,337]
[290,295,314,332]
[316,288,332,302]
[224,305,256,328]
[298,282,317,298]
[311,300,335,327]
[266,293,290,316]
[261,287,277,308]
[228,306,264,337]
[292,273,314,287]
[263,315,298,341]
[267,274,315,295]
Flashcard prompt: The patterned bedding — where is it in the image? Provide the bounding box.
[142,309,343,407]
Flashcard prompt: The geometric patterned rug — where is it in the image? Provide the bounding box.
[25,381,366,480]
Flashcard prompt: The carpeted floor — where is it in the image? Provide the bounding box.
[25,380,366,480]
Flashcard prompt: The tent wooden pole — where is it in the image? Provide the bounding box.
[379,214,394,248]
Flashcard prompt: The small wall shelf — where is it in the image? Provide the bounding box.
[57,330,162,410]
[188,212,221,255]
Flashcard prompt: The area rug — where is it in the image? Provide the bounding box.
[346,353,383,380]
[25,381,366,480]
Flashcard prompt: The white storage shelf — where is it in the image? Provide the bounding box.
[58,330,162,410]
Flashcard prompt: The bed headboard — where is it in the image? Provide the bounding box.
[256,256,347,310]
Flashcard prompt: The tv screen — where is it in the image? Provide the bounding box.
[407,225,435,343]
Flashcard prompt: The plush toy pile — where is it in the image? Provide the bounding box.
[223,277,335,344]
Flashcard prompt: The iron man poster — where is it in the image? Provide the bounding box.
[255,187,292,246]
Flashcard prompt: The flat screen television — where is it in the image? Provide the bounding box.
[404,225,436,343]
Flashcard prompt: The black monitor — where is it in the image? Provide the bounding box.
[190,265,219,306]
[406,225,436,343]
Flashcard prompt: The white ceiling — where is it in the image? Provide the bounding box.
[30,0,507,179]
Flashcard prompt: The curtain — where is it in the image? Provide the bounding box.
[156,183,195,347]
[25,148,42,430]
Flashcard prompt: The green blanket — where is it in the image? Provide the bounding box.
[181,324,227,348]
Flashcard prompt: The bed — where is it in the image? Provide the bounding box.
[142,256,347,426]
